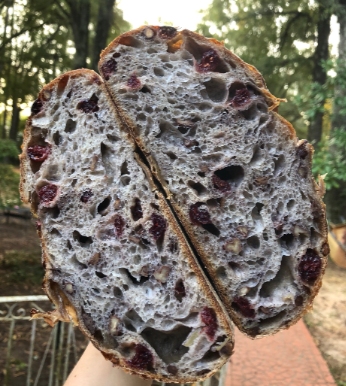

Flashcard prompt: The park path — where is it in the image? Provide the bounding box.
[225,320,336,386]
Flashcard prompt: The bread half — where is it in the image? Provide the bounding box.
[99,26,329,338]
[19,69,234,382]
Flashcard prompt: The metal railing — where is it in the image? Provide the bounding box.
[0,295,81,386]
[1,295,228,386]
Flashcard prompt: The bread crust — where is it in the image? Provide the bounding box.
[99,26,329,338]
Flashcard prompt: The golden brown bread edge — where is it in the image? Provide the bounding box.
[19,69,234,382]
[99,26,329,338]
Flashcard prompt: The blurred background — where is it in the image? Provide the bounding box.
[0,1,346,385]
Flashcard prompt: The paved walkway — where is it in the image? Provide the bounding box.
[225,320,336,386]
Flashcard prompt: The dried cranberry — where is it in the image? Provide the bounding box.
[114,215,125,237]
[31,99,44,115]
[77,95,99,113]
[196,49,220,73]
[201,307,218,340]
[174,280,186,300]
[297,140,309,159]
[101,58,118,81]
[231,88,251,107]
[38,184,58,204]
[126,344,153,370]
[189,203,212,225]
[298,249,322,283]
[36,221,41,231]
[131,199,143,221]
[27,145,50,162]
[232,297,255,318]
[127,74,141,89]
[158,26,177,39]
[81,190,93,203]
[149,213,166,240]
[212,174,231,193]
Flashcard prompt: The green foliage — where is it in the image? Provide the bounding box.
[0,250,43,285]
[0,164,21,208]
[294,59,346,190]
[0,139,21,208]
[0,138,20,159]
[107,6,132,44]
[312,129,346,189]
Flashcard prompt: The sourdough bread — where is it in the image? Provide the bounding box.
[99,26,329,338]
[19,69,234,382]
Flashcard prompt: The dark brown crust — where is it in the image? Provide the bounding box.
[20,69,234,382]
[99,26,329,339]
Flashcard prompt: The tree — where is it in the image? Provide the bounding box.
[324,0,346,223]
[54,0,130,70]
[308,1,332,145]
[0,1,130,143]
[0,0,72,141]
[91,0,116,70]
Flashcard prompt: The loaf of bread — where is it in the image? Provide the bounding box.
[19,69,234,382]
[99,26,329,338]
[20,26,329,382]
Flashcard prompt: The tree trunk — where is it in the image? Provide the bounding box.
[2,105,7,139]
[0,2,10,78]
[9,99,20,141]
[91,0,116,71]
[308,1,331,145]
[325,1,346,224]
[67,0,91,69]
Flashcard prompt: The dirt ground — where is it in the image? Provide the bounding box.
[1,214,346,384]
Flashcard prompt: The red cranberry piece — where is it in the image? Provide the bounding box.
[201,307,218,340]
[81,190,93,203]
[38,184,58,204]
[126,344,153,370]
[31,99,44,115]
[149,213,166,240]
[77,95,99,113]
[231,88,251,107]
[232,297,255,318]
[298,249,322,283]
[131,199,143,221]
[158,26,177,39]
[27,145,50,162]
[189,203,212,225]
[297,140,309,159]
[114,215,125,237]
[174,280,186,300]
[196,49,220,73]
[101,58,118,81]
[127,74,141,89]
[212,174,231,193]
[36,221,42,231]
